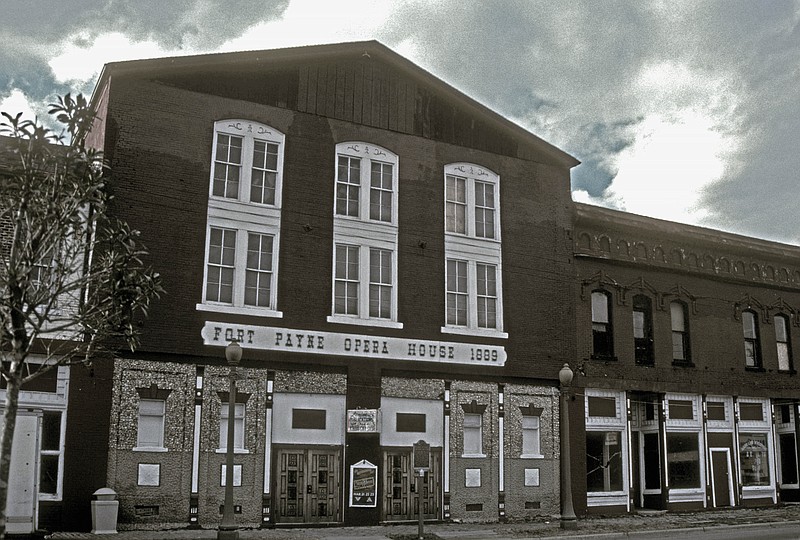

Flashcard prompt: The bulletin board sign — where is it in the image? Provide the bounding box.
[349,460,378,507]
[347,409,379,433]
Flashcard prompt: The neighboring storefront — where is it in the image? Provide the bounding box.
[583,389,784,513]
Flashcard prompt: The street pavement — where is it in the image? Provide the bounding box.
[42,505,800,540]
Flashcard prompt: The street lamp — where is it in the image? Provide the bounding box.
[218,341,242,540]
[559,363,578,530]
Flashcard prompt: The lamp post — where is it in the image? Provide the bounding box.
[559,363,578,530]
[218,341,242,540]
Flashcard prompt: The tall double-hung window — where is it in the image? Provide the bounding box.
[329,142,401,328]
[199,120,285,317]
[443,163,505,338]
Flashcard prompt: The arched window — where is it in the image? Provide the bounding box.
[775,314,793,372]
[200,120,285,317]
[742,310,762,369]
[591,290,614,359]
[671,301,691,365]
[632,295,653,365]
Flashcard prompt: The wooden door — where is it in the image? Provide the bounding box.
[382,449,440,521]
[711,449,733,507]
[275,448,340,524]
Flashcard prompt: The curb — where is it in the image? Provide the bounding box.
[534,518,800,539]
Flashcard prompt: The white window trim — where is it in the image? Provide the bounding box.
[443,163,504,337]
[584,389,629,501]
[520,415,543,459]
[217,402,249,454]
[333,142,399,226]
[462,413,485,458]
[330,142,402,328]
[199,119,285,318]
[209,119,285,208]
[134,398,167,452]
[444,162,501,241]
[441,256,507,338]
[38,409,66,501]
[198,217,283,318]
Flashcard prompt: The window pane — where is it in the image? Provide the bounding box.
[707,402,726,421]
[336,156,360,217]
[369,162,392,222]
[244,233,273,307]
[213,134,242,199]
[740,433,770,486]
[39,454,59,495]
[586,431,623,492]
[41,411,61,451]
[445,175,466,234]
[668,400,694,420]
[369,249,392,318]
[633,311,645,339]
[778,343,791,371]
[522,416,540,455]
[742,312,756,339]
[474,181,495,239]
[776,316,788,342]
[446,260,468,325]
[334,245,359,315]
[670,302,685,331]
[477,264,497,329]
[667,433,701,489]
[591,292,609,323]
[672,332,686,361]
[250,140,278,205]
[206,228,236,303]
[137,399,165,448]
[463,414,482,455]
[220,403,245,450]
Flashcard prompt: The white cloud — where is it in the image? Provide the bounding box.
[596,109,734,224]
[48,32,182,85]
[0,89,42,123]
[220,0,396,52]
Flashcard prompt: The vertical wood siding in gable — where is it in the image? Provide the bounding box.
[155,58,521,158]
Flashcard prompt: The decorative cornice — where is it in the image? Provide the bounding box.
[575,228,800,289]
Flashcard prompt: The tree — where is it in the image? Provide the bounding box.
[0,94,162,537]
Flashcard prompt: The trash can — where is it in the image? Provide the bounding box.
[91,487,119,534]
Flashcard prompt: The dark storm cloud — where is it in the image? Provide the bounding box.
[4,0,290,49]
[1,0,290,108]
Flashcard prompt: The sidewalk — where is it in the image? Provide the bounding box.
[43,505,800,540]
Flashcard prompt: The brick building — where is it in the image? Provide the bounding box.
[572,203,800,515]
[83,41,579,529]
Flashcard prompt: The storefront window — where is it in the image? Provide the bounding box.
[740,433,770,486]
[586,431,623,492]
[667,432,700,489]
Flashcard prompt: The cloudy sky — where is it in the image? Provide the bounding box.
[3,0,799,244]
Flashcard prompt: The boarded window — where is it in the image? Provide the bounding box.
[739,402,764,422]
[396,413,426,432]
[292,409,327,430]
[707,402,726,421]
[668,400,694,420]
[588,396,617,418]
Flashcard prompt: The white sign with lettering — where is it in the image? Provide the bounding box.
[201,322,506,366]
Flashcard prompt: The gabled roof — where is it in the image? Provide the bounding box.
[92,40,579,169]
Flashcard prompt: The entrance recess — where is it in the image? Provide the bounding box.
[274,448,340,524]
[710,449,734,507]
[382,449,440,521]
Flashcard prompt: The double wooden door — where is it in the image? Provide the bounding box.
[275,447,340,524]
[382,449,440,521]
